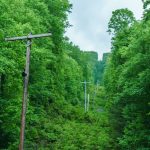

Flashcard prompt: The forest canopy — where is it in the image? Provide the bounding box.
[0,0,150,150]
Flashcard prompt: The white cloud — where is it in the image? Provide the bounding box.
[66,0,143,60]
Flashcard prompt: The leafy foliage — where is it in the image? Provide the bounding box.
[0,0,109,149]
[105,7,150,150]
[1,1,149,149]
[108,8,135,35]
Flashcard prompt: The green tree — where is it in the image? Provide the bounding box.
[108,8,136,35]
[104,7,150,150]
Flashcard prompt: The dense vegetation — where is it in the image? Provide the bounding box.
[0,0,109,149]
[104,2,150,149]
[0,0,150,149]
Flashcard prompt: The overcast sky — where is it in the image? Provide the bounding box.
[65,0,143,60]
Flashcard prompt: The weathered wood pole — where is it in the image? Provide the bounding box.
[19,39,31,150]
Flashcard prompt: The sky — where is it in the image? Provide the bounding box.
[65,0,143,60]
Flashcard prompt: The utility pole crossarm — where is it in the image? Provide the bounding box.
[5,33,51,41]
[81,81,90,84]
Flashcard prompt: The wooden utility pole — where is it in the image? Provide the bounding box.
[5,33,51,150]
[81,81,90,112]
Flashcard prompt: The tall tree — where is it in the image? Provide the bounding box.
[108,8,135,35]
[105,7,150,149]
